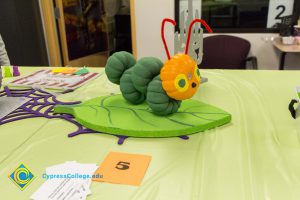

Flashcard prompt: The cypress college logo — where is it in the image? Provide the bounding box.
[9,163,35,190]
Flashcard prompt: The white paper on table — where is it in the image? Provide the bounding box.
[31,177,91,200]
[45,161,77,175]
[31,178,75,200]
[31,162,98,200]
[67,179,92,200]
[46,162,98,180]
[0,97,30,119]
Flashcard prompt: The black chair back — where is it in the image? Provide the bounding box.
[199,35,251,69]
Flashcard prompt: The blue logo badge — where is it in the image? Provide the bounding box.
[9,163,35,190]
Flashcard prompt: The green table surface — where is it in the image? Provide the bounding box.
[1,67,300,200]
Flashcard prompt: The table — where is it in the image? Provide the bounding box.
[273,37,300,70]
[1,67,300,200]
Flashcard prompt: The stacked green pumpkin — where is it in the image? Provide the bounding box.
[105,51,181,116]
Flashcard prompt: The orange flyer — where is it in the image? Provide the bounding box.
[93,152,152,186]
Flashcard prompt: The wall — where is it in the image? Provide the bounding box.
[134,0,300,70]
[135,0,174,61]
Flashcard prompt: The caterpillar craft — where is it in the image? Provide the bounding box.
[105,18,213,116]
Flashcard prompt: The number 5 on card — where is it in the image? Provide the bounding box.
[93,152,152,186]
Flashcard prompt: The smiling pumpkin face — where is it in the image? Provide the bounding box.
[160,53,201,100]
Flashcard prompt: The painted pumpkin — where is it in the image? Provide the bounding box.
[160,53,201,100]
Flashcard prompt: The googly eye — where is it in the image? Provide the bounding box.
[194,67,200,82]
[174,74,189,92]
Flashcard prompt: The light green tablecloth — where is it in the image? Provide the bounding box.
[0,67,300,200]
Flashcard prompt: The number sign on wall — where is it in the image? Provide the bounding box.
[267,0,294,28]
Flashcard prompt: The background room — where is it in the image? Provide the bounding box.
[0,0,299,69]
[2,1,300,200]
[134,0,300,70]
[0,0,132,67]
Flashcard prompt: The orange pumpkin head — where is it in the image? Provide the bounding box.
[160,53,201,100]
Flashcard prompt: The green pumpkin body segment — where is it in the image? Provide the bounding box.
[131,57,163,94]
[147,75,181,116]
[105,52,178,115]
[105,51,136,85]
[120,68,145,104]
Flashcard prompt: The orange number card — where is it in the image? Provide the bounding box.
[93,152,152,186]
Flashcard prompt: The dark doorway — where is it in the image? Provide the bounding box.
[0,0,48,66]
[102,0,132,54]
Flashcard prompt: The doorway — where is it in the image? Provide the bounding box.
[41,0,133,67]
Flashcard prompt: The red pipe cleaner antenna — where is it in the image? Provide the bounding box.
[185,19,213,55]
[161,18,176,60]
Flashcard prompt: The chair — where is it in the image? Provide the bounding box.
[199,35,258,69]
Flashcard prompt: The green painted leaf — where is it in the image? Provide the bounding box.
[54,95,231,138]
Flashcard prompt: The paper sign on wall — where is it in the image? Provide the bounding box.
[93,152,152,186]
[267,0,294,28]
